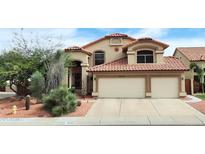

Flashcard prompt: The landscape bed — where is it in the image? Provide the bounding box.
[0,97,93,118]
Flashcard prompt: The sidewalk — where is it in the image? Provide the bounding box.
[0,116,205,126]
[185,95,202,103]
[0,92,16,99]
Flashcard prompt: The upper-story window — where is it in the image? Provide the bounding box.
[137,50,153,63]
[110,38,122,46]
[94,51,105,65]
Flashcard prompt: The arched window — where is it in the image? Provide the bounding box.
[137,50,153,63]
[94,51,105,65]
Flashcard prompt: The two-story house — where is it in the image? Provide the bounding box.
[64,33,188,98]
[174,47,205,95]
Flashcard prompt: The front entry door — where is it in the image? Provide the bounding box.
[74,73,81,89]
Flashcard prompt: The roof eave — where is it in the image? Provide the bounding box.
[82,34,136,49]
[87,69,188,72]
[122,39,169,50]
[64,49,92,56]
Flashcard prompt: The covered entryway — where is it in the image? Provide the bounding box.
[69,61,82,92]
[151,77,179,98]
[98,77,145,98]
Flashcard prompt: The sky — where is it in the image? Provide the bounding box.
[0,28,205,56]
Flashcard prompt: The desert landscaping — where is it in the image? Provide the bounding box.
[0,96,93,118]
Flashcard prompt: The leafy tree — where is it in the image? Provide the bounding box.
[0,50,36,94]
[29,71,45,102]
[190,63,204,93]
[0,29,65,95]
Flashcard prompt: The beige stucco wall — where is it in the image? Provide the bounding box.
[68,52,89,64]
[127,42,165,64]
[174,49,205,80]
[84,38,133,66]
[174,50,192,79]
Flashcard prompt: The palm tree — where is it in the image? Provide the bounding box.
[190,63,204,93]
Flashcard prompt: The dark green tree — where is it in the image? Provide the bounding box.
[190,63,204,93]
[29,71,45,102]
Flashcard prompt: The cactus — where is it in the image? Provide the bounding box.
[25,95,30,110]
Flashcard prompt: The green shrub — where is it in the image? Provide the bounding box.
[42,86,77,116]
[51,106,63,117]
[68,92,77,112]
[29,71,45,101]
[68,86,75,93]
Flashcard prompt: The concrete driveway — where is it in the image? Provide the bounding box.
[1,99,205,126]
[86,99,205,125]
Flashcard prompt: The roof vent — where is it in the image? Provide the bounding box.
[106,33,128,38]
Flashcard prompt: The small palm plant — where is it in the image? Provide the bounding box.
[190,63,204,93]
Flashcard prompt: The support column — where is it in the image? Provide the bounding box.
[155,50,164,64]
[69,68,72,88]
[145,75,151,98]
[81,63,89,95]
[92,74,98,97]
[191,78,194,95]
[179,74,187,97]
[62,67,69,87]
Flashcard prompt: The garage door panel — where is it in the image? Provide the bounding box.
[151,77,178,98]
[98,78,145,98]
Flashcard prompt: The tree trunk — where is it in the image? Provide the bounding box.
[9,82,17,93]
[202,83,204,93]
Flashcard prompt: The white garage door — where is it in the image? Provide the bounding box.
[98,77,145,98]
[151,77,179,98]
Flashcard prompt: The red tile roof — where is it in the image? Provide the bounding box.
[122,37,169,50]
[176,47,205,61]
[82,33,136,48]
[88,57,188,72]
[65,46,92,56]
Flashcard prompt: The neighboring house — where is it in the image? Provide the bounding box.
[0,86,6,92]
[174,47,205,94]
[64,33,188,98]
[0,86,16,92]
